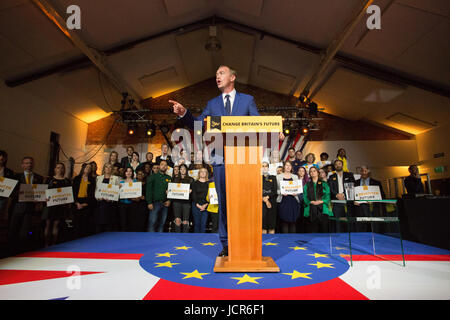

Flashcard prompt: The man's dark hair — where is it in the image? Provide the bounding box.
[0,150,8,166]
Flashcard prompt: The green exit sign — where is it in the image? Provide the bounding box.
[434,166,444,173]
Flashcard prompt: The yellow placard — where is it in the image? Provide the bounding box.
[206,116,282,133]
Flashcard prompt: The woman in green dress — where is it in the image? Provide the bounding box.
[303,166,332,233]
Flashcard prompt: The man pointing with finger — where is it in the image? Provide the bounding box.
[170,65,283,257]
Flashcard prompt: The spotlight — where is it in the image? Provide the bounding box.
[284,128,290,135]
[299,94,308,103]
[146,123,156,137]
[302,127,309,135]
[127,125,135,135]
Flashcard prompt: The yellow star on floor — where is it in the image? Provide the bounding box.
[282,270,312,280]
[180,269,210,280]
[155,252,177,258]
[307,253,329,258]
[154,261,180,268]
[174,246,192,250]
[309,261,335,269]
[201,242,217,246]
[289,246,307,251]
[230,274,263,285]
[335,247,348,250]
[263,242,278,246]
[340,253,350,258]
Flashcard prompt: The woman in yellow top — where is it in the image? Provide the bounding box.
[336,148,349,172]
[206,181,219,233]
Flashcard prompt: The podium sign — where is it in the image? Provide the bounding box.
[207,116,282,133]
[208,116,281,273]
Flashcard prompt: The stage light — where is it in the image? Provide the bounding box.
[146,123,156,137]
[205,26,221,51]
[302,127,309,135]
[127,125,135,135]
[284,128,290,135]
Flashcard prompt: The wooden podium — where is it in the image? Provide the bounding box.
[206,116,282,273]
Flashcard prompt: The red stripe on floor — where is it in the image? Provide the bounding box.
[143,277,368,300]
[345,254,450,261]
[15,252,144,260]
[0,270,103,286]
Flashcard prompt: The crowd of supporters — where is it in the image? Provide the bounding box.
[0,144,403,256]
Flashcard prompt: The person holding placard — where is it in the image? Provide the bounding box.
[206,181,219,233]
[43,163,71,247]
[0,150,15,215]
[118,167,138,231]
[171,164,193,233]
[262,162,277,234]
[353,165,386,233]
[303,166,332,233]
[146,160,172,232]
[95,163,120,233]
[72,163,96,239]
[191,167,210,233]
[8,156,44,254]
[327,159,355,233]
[276,161,301,233]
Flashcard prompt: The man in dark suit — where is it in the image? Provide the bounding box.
[8,156,44,254]
[353,165,386,233]
[170,65,284,257]
[0,150,15,218]
[327,159,355,233]
[155,144,174,168]
[404,165,425,195]
[120,146,134,168]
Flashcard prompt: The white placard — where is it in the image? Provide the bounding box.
[353,174,361,181]
[46,187,74,207]
[268,162,283,176]
[188,169,199,180]
[209,187,218,205]
[119,181,142,199]
[165,166,173,177]
[95,183,120,201]
[317,161,331,169]
[19,184,48,202]
[280,180,302,195]
[0,177,18,197]
[354,185,382,201]
[167,183,190,200]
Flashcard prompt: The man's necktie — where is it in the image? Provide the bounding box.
[25,173,31,184]
[225,94,231,116]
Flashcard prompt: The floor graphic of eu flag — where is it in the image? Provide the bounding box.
[0,232,449,300]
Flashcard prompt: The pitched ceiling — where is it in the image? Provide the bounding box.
[0,0,449,134]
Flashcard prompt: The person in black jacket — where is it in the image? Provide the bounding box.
[262,162,277,234]
[72,163,96,239]
[404,165,425,195]
[120,146,134,169]
[155,143,174,168]
[8,156,44,254]
[327,159,355,233]
[171,164,193,233]
[0,150,15,216]
[43,163,71,247]
[191,167,210,233]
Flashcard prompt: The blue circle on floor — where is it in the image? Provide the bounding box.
[139,235,350,289]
